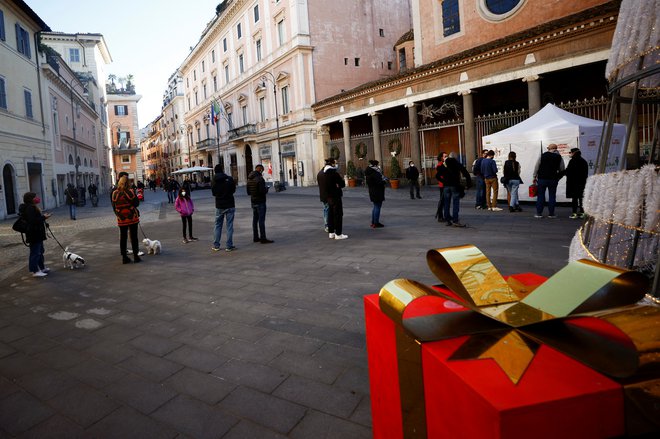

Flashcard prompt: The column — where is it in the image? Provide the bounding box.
[341,119,351,182]
[369,112,383,164]
[406,103,421,167]
[523,75,541,116]
[459,90,476,166]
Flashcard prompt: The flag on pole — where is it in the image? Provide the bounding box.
[210,102,216,126]
[268,162,273,175]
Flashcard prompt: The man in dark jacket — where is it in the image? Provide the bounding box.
[247,164,273,244]
[365,160,387,228]
[324,159,347,240]
[64,184,78,220]
[317,159,331,232]
[480,150,502,211]
[533,143,566,218]
[472,149,488,209]
[405,161,421,199]
[438,152,472,227]
[211,164,237,251]
[565,147,588,219]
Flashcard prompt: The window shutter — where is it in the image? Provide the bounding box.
[25,29,31,58]
[15,23,20,51]
[114,106,118,115]
[126,132,131,143]
[0,11,5,41]
[124,105,128,115]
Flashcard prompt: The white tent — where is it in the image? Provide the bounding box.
[171,166,213,174]
[482,104,626,202]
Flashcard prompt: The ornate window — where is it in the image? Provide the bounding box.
[478,0,524,21]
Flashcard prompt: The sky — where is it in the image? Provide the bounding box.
[28,0,221,127]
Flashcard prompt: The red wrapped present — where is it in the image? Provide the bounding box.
[365,245,658,439]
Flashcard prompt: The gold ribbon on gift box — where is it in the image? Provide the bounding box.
[379,245,660,439]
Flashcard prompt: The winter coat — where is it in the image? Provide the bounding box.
[175,197,195,216]
[480,158,498,179]
[365,165,386,203]
[112,188,140,226]
[246,171,268,204]
[437,157,472,188]
[535,151,565,181]
[405,165,419,181]
[212,172,236,209]
[503,160,522,183]
[324,167,345,199]
[19,203,47,244]
[317,168,328,203]
[565,153,589,198]
[64,187,78,205]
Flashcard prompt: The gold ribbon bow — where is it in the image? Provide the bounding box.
[379,245,659,438]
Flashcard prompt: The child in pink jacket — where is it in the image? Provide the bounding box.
[174,187,198,243]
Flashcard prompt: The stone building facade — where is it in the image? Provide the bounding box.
[108,91,142,183]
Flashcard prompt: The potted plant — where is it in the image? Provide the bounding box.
[389,154,401,189]
[347,160,357,187]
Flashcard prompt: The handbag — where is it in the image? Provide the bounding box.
[12,216,29,233]
[500,176,508,185]
[528,180,538,198]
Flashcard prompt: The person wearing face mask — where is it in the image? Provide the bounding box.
[405,160,421,199]
[323,158,348,240]
[19,192,52,277]
[175,187,198,243]
[365,160,387,228]
[533,143,566,218]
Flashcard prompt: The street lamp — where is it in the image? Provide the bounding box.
[261,72,286,191]
[179,124,191,167]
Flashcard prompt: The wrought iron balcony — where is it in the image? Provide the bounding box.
[195,138,216,150]
[228,123,256,140]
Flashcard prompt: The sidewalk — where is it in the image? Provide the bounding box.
[0,185,581,437]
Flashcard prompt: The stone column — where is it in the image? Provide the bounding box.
[341,118,351,181]
[369,112,383,164]
[523,75,541,116]
[459,90,476,166]
[406,103,421,167]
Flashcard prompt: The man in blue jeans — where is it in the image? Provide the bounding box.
[438,152,472,227]
[533,143,565,218]
[247,164,274,244]
[211,164,237,251]
[64,184,78,220]
[472,149,488,209]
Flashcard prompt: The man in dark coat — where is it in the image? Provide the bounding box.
[405,161,421,199]
[437,152,472,227]
[317,159,331,232]
[324,159,347,240]
[565,147,589,219]
[365,160,386,228]
[247,164,273,243]
[533,143,565,218]
[64,184,78,220]
[211,164,237,251]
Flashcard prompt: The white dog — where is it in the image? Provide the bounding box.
[142,238,162,255]
[63,247,86,269]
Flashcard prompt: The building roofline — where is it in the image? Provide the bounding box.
[41,32,113,63]
[11,0,51,31]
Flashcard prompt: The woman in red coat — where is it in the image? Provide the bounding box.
[112,176,141,264]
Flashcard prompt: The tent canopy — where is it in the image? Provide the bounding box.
[171,166,213,174]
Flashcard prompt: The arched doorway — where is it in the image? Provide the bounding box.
[245,145,253,181]
[3,164,17,215]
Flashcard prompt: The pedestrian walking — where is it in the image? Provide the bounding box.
[211,164,237,251]
[64,184,78,220]
[167,177,180,204]
[317,160,331,232]
[19,192,51,277]
[112,175,141,264]
[533,143,565,218]
[365,160,387,228]
[175,187,198,243]
[324,158,348,240]
[435,152,447,222]
[481,150,502,211]
[437,152,472,227]
[503,151,523,212]
[565,147,588,219]
[406,160,421,199]
[247,164,274,244]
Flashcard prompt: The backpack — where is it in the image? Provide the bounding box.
[12,215,29,233]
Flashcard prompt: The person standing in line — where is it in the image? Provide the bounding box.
[175,187,198,243]
[19,192,51,277]
[64,184,78,220]
[565,147,588,219]
[503,151,523,212]
[481,150,502,211]
[365,160,387,228]
[437,152,472,227]
[112,175,141,264]
[247,164,274,244]
[533,143,565,218]
[211,164,237,251]
[472,149,489,210]
[324,159,348,240]
[317,160,331,232]
[167,177,180,204]
[435,152,448,222]
[406,160,421,199]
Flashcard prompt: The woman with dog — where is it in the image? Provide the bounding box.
[175,187,198,243]
[19,192,51,277]
[112,175,141,264]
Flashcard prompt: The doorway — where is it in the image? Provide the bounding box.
[3,164,17,215]
[245,145,254,181]
[230,153,238,181]
[284,156,298,187]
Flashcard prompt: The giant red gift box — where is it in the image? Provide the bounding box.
[364,273,626,439]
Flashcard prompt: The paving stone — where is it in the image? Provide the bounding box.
[91,324,143,342]
[0,391,54,435]
[54,328,102,350]
[214,320,270,342]
[313,342,367,369]
[117,352,183,382]
[290,410,371,439]
[0,342,15,359]
[212,359,288,394]
[115,300,151,313]
[270,351,345,385]
[129,334,182,357]
[0,325,31,343]
[46,384,119,427]
[8,334,58,355]
[334,366,371,395]
[151,395,238,439]
[85,341,137,364]
[85,406,178,439]
[17,368,80,400]
[273,375,361,419]
[171,329,229,351]
[350,396,372,428]
[104,376,177,414]
[218,386,306,434]
[255,330,324,355]
[256,316,314,337]
[20,414,86,439]
[34,347,89,370]
[0,376,20,399]
[0,353,49,379]
[164,345,228,373]
[218,337,283,363]
[66,358,127,389]
[106,312,149,328]
[137,319,188,338]
[223,419,290,439]
[163,367,235,405]
[306,326,365,348]
[31,319,75,338]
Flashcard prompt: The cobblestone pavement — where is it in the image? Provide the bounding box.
[0,184,581,438]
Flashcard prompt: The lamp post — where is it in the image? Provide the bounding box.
[261,72,286,191]
[179,124,191,168]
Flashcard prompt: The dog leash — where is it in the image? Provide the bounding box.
[45,223,67,252]
[138,223,149,239]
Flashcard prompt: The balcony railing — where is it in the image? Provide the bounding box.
[228,123,256,140]
[195,138,216,150]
